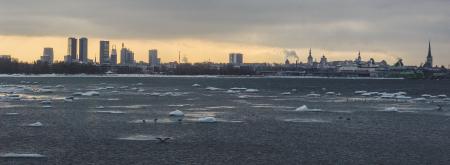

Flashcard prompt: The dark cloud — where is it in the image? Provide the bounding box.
[0,0,449,64]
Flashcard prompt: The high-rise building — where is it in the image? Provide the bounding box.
[110,45,118,65]
[149,49,160,66]
[40,47,54,64]
[79,37,88,63]
[68,37,78,61]
[229,53,243,65]
[99,41,110,65]
[120,43,135,65]
[423,41,433,68]
[64,55,72,63]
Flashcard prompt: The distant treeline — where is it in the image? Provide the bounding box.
[0,60,107,74]
[0,59,257,75]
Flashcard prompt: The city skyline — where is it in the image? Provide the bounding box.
[0,36,445,66]
[0,0,449,65]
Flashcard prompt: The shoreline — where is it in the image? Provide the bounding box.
[0,74,406,80]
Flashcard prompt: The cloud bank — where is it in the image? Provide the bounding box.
[0,0,449,64]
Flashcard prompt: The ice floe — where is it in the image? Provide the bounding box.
[93,111,126,114]
[306,93,321,97]
[168,104,192,107]
[118,135,158,141]
[26,122,43,127]
[245,89,259,93]
[238,95,249,99]
[169,110,185,117]
[438,94,448,98]
[95,106,105,109]
[42,105,53,109]
[64,96,75,102]
[198,117,217,123]
[395,95,412,99]
[0,153,46,158]
[82,91,100,96]
[108,105,151,109]
[4,112,19,116]
[421,94,432,98]
[295,105,322,112]
[284,118,330,123]
[225,90,240,94]
[205,106,235,109]
[281,92,292,95]
[147,92,187,97]
[230,87,247,90]
[205,87,221,91]
[325,92,336,95]
[382,107,399,112]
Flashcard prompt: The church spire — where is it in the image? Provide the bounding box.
[427,41,432,58]
[424,41,433,68]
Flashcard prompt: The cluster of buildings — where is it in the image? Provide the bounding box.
[57,37,143,66]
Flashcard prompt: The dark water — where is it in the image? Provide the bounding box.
[0,76,449,165]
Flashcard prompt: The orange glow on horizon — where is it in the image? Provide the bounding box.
[0,35,399,65]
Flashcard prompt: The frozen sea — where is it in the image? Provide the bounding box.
[0,76,449,164]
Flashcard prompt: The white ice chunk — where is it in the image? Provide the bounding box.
[325,92,336,95]
[27,122,43,127]
[82,91,100,96]
[198,117,217,123]
[94,111,126,114]
[421,94,432,98]
[245,89,259,93]
[438,94,447,98]
[118,135,157,141]
[354,91,367,94]
[383,107,398,112]
[205,87,221,91]
[295,105,322,112]
[169,110,185,117]
[0,153,46,158]
[281,92,292,95]
[306,93,321,97]
[230,87,247,90]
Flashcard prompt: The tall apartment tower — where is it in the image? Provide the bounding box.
[79,37,88,63]
[110,45,118,65]
[120,43,135,65]
[40,47,54,64]
[229,53,244,65]
[149,49,160,66]
[68,37,78,61]
[99,41,110,65]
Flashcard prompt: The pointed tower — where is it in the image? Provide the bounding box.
[307,48,313,65]
[424,41,433,68]
[356,51,362,64]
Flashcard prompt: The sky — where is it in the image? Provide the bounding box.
[0,0,449,66]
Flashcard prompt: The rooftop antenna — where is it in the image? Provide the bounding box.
[178,51,181,63]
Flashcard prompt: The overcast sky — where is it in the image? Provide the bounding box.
[0,0,449,65]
